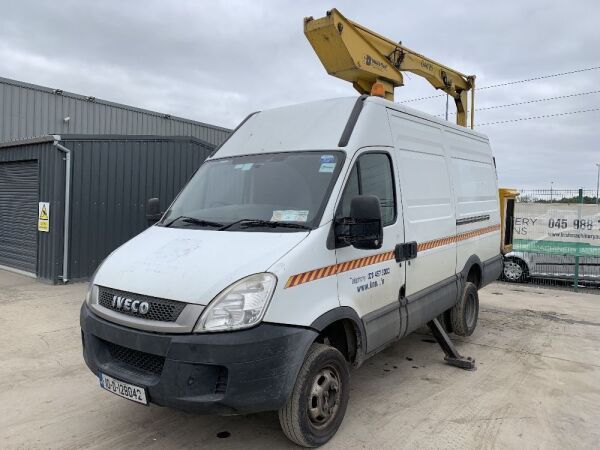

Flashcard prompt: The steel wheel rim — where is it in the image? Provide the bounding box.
[504,260,523,281]
[465,291,476,329]
[307,365,341,428]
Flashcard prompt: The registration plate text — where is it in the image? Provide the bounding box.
[99,373,148,405]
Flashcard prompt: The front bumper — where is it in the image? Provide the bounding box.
[80,303,317,415]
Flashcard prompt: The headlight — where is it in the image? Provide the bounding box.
[85,259,105,305]
[85,283,98,305]
[195,273,277,332]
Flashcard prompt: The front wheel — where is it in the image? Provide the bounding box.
[278,343,350,448]
[503,257,528,283]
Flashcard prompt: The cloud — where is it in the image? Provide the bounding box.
[1,0,599,188]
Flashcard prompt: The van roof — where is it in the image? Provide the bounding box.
[214,96,488,158]
[364,96,489,140]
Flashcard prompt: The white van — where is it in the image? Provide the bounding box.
[81,95,502,447]
[503,251,600,283]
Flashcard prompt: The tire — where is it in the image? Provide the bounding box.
[451,281,479,337]
[503,257,528,283]
[278,343,350,448]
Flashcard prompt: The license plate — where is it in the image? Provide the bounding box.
[99,373,148,405]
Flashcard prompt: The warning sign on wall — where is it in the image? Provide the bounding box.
[38,202,50,232]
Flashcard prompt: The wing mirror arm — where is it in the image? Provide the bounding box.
[146,197,163,224]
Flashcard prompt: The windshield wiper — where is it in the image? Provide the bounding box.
[220,219,311,231]
[164,216,224,228]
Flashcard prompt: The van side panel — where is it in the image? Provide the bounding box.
[346,102,395,149]
[387,112,457,298]
[264,225,340,327]
[445,129,501,281]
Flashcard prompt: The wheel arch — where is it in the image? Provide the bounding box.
[505,254,529,268]
[310,307,367,367]
[460,255,483,289]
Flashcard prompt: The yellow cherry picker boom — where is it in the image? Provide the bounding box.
[304,9,518,252]
[304,8,476,128]
[301,8,520,380]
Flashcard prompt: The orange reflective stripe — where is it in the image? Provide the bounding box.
[299,271,311,284]
[284,275,296,289]
[283,223,500,288]
[316,267,326,279]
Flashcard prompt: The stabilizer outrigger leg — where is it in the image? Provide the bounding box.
[426,318,476,371]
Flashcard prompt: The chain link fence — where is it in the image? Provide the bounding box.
[500,189,600,294]
[518,189,598,204]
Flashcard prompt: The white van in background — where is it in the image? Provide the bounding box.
[503,251,600,283]
[81,95,502,447]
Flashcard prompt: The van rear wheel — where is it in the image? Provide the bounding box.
[278,343,350,448]
[451,281,479,337]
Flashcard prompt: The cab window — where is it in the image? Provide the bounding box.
[337,153,396,226]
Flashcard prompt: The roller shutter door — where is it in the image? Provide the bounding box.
[0,161,39,274]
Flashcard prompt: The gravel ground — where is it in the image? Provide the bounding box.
[1,270,599,449]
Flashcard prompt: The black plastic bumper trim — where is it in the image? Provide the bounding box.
[456,214,490,226]
[482,254,503,287]
[80,303,317,415]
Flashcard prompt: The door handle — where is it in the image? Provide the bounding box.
[395,242,418,262]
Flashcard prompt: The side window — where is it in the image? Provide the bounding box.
[338,164,359,218]
[337,152,396,226]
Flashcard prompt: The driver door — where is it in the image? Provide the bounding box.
[335,149,405,353]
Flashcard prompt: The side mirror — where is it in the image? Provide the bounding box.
[335,195,383,249]
[146,198,162,224]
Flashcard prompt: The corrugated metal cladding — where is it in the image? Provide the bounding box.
[0,77,231,145]
[67,136,212,280]
[0,135,214,283]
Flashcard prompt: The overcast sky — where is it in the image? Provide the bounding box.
[1,0,599,190]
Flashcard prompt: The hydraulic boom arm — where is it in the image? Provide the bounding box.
[304,9,476,128]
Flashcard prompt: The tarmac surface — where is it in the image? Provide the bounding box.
[1,269,599,449]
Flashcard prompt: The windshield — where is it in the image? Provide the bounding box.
[161,151,345,231]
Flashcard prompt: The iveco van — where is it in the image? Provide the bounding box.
[81,95,502,447]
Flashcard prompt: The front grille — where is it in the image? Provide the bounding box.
[98,287,186,322]
[105,340,165,376]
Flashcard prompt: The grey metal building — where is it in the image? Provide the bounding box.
[0,135,215,283]
[0,77,231,145]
